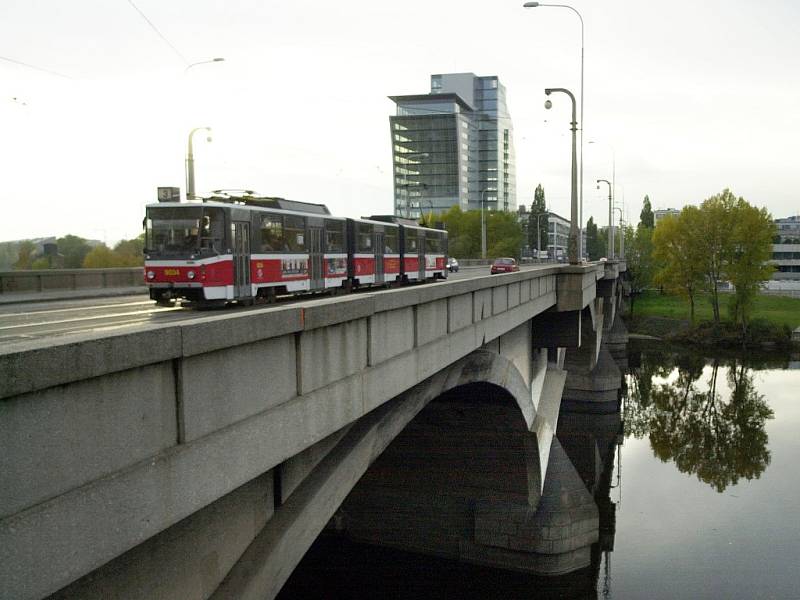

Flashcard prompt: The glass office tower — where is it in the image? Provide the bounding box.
[389,73,516,219]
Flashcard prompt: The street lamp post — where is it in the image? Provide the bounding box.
[186,127,212,200]
[544,88,579,264]
[597,178,613,258]
[613,206,624,258]
[480,189,489,259]
[524,2,584,261]
[184,57,225,74]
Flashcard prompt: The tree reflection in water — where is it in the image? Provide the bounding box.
[626,347,773,492]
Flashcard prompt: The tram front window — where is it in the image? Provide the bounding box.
[146,207,224,256]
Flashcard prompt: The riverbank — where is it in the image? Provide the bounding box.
[626,291,800,350]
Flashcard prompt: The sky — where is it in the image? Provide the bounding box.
[2,0,799,244]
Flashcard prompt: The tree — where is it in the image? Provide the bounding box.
[438,207,523,259]
[640,195,654,229]
[113,234,145,267]
[726,201,775,332]
[585,217,604,261]
[487,211,524,259]
[528,184,548,254]
[695,190,739,324]
[653,208,705,322]
[82,244,118,268]
[624,224,654,316]
[14,241,36,270]
[57,235,91,268]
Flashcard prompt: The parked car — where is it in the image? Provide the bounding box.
[490,257,519,274]
[447,257,459,272]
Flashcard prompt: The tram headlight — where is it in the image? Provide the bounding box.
[187,270,196,280]
[146,271,155,280]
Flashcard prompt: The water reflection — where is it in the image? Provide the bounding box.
[626,346,774,492]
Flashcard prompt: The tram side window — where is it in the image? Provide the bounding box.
[425,235,442,254]
[385,228,398,254]
[261,215,284,252]
[405,230,418,253]
[325,221,345,253]
[357,223,373,253]
[285,216,306,252]
[201,208,225,251]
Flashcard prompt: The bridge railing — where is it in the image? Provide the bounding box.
[0,268,144,294]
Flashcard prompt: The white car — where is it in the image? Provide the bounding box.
[447,257,459,272]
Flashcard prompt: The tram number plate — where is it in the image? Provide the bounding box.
[164,269,180,276]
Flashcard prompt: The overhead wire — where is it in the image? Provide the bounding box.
[0,55,72,79]
[125,0,189,66]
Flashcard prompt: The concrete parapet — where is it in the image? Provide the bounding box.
[556,265,603,313]
[0,268,143,295]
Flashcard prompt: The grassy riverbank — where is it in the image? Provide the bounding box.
[627,290,800,349]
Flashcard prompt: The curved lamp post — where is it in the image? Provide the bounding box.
[597,178,613,258]
[545,87,579,264]
[524,2,584,260]
[184,57,225,74]
[186,127,212,200]
[480,188,490,259]
[613,206,625,258]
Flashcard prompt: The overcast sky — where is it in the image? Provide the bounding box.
[2,0,798,243]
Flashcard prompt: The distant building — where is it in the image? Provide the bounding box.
[771,215,800,280]
[775,215,800,243]
[653,208,680,226]
[389,73,516,219]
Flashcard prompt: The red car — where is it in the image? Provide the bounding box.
[490,257,520,274]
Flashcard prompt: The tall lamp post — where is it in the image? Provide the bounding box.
[524,2,584,261]
[480,188,490,259]
[597,178,613,258]
[545,88,579,264]
[613,206,625,258]
[186,127,212,200]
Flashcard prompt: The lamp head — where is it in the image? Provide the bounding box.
[523,1,540,6]
[212,57,225,63]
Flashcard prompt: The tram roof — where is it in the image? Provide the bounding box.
[145,201,346,221]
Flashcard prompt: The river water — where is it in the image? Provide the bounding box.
[279,343,800,599]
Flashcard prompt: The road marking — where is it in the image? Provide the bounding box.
[0,299,154,319]
[0,306,183,331]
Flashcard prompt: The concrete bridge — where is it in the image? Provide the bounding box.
[0,261,627,600]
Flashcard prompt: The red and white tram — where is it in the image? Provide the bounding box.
[143,195,448,306]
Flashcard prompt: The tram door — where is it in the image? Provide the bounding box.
[232,222,251,298]
[374,231,384,284]
[309,226,323,290]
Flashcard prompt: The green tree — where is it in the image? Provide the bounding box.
[438,207,523,259]
[585,216,604,261]
[640,195,654,228]
[488,211,524,259]
[83,244,123,268]
[726,201,775,332]
[14,240,36,270]
[113,234,145,267]
[695,190,739,324]
[57,235,91,268]
[624,224,655,316]
[528,184,548,253]
[653,208,705,322]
